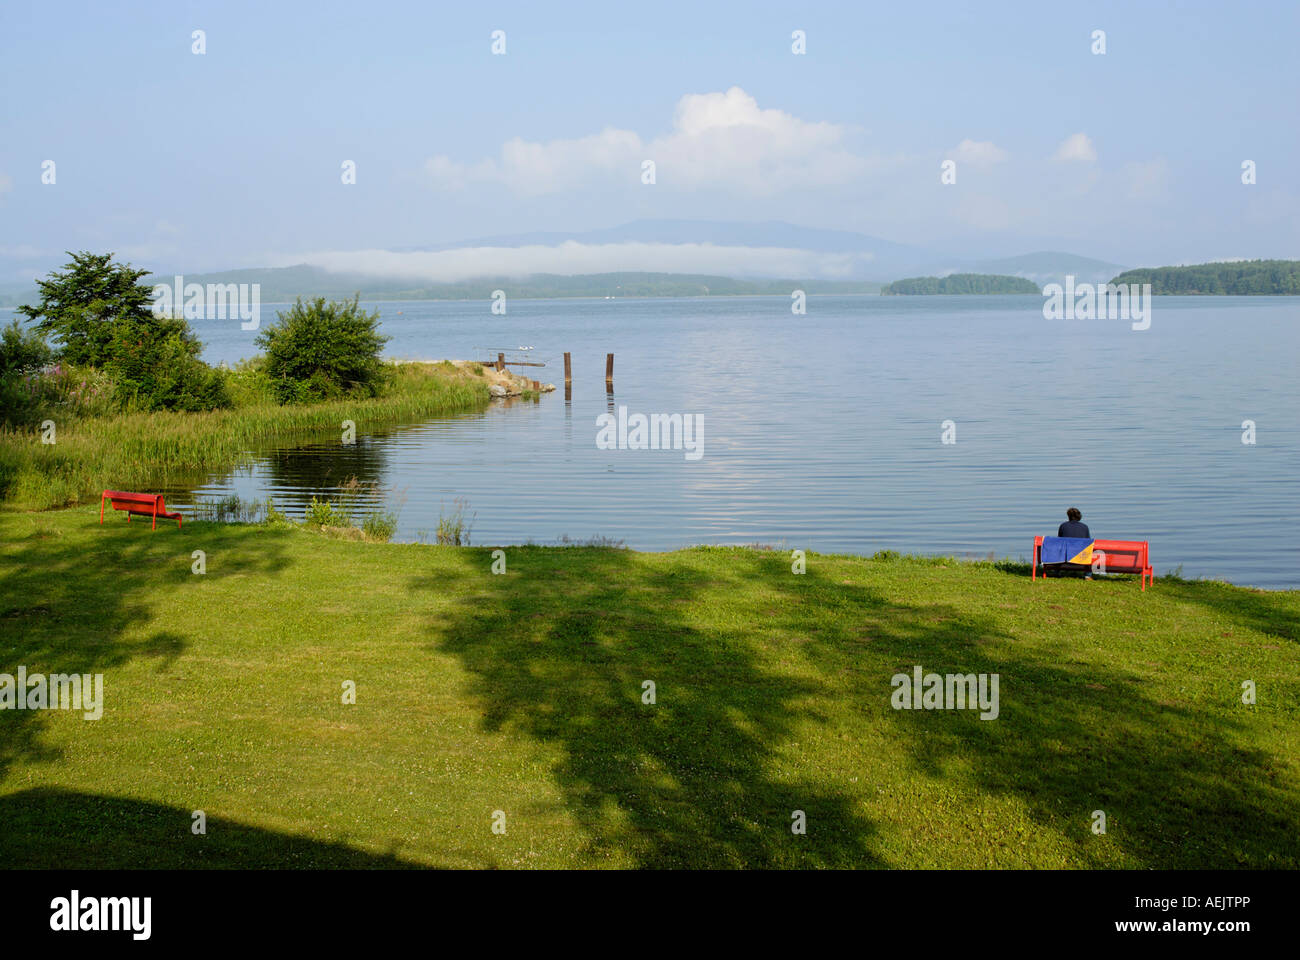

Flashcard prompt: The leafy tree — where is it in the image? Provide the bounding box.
[0,319,53,378]
[255,296,390,403]
[17,252,168,366]
[16,252,227,411]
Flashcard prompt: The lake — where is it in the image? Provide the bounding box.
[8,294,1298,587]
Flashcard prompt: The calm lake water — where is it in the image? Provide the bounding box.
[10,295,1299,587]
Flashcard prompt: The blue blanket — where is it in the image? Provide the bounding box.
[1041,537,1094,565]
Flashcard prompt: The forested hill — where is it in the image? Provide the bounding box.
[881,273,1040,295]
[1108,260,1300,294]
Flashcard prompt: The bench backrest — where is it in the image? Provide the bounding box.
[1090,539,1148,573]
[105,491,164,511]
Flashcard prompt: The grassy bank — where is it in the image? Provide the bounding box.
[2,507,1297,869]
[0,362,489,510]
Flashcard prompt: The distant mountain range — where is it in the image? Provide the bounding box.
[0,219,1133,305]
[389,220,1129,287]
[157,269,885,302]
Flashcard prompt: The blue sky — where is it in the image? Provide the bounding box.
[1,0,1297,281]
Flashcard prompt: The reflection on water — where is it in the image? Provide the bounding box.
[140,294,1300,589]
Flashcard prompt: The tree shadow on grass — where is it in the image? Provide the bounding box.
[416,546,1300,868]
[989,560,1300,644]
[0,514,294,783]
[411,547,900,868]
[1157,578,1300,645]
[780,569,1300,868]
[0,788,428,868]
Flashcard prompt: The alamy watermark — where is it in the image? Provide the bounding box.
[596,406,704,461]
[1043,275,1151,330]
[0,668,103,720]
[151,275,260,330]
[891,665,999,720]
[50,891,150,940]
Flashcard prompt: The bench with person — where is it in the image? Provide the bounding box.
[1032,507,1152,590]
[99,490,183,531]
[1032,536,1153,589]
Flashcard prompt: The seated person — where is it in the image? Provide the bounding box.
[1058,507,1090,539]
[1046,507,1093,578]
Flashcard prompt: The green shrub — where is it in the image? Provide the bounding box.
[102,314,229,412]
[223,359,278,407]
[0,320,53,379]
[256,296,390,404]
[362,511,398,542]
[261,498,293,527]
[304,496,351,527]
[105,317,231,411]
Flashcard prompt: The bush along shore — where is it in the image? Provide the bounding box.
[0,252,513,510]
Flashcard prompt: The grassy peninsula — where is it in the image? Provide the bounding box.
[0,362,490,511]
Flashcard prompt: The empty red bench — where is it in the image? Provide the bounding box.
[1032,535,1152,590]
[100,490,183,531]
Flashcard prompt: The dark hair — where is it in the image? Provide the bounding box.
[1067,507,1082,522]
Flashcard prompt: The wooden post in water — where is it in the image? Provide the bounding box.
[496,352,505,372]
[605,353,614,388]
[531,379,539,391]
[563,352,572,384]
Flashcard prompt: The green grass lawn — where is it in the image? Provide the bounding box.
[2,506,1297,869]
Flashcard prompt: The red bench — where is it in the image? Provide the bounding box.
[1032,536,1152,590]
[100,490,183,531]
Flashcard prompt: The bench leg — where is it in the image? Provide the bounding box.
[100,493,106,525]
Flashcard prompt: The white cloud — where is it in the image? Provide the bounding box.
[1053,133,1097,164]
[425,86,870,196]
[279,242,872,282]
[945,139,1008,167]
